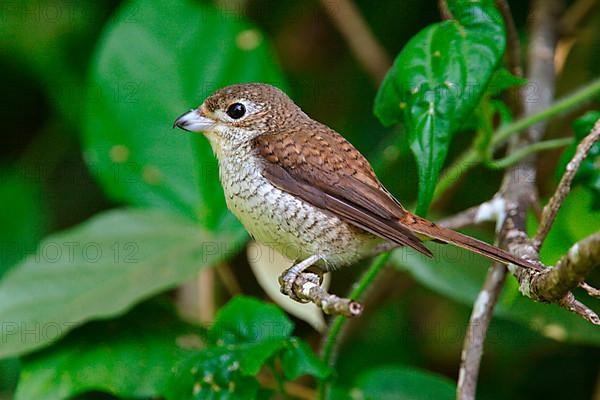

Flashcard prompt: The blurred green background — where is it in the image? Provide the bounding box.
[0,0,599,399]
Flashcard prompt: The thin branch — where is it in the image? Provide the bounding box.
[319,0,392,84]
[496,0,523,77]
[495,0,524,118]
[457,264,507,400]
[215,263,242,296]
[534,119,600,248]
[580,282,600,298]
[177,269,216,324]
[559,0,598,35]
[530,232,600,307]
[458,1,563,398]
[438,0,453,20]
[493,0,598,323]
[559,293,600,325]
[438,196,505,230]
[293,272,363,317]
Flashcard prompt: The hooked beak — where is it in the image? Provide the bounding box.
[173,108,215,132]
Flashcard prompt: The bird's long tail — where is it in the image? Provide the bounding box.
[400,213,542,271]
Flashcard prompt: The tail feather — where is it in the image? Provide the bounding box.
[400,213,542,271]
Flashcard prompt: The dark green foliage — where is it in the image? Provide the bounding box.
[1,0,599,399]
[166,297,330,400]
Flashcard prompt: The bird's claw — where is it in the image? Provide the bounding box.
[278,255,323,303]
[279,268,310,303]
[279,268,323,303]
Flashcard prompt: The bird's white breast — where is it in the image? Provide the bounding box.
[213,141,380,269]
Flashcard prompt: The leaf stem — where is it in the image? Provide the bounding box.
[432,147,480,203]
[493,77,600,147]
[486,137,573,169]
[269,361,289,399]
[433,77,600,203]
[318,252,391,399]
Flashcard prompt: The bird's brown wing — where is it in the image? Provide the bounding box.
[252,126,432,257]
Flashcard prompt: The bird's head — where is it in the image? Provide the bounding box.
[174,83,304,150]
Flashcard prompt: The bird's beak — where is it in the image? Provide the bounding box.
[173,108,215,132]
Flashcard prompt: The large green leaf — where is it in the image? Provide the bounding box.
[83,0,285,230]
[392,193,600,346]
[14,302,200,400]
[0,209,242,358]
[350,366,455,400]
[374,0,505,214]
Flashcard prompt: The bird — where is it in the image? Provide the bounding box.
[174,83,538,302]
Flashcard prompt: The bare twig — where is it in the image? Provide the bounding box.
[495,0,523,78]
[319,0,391,84]
[476,0,597,325]
[580,282,600,298]
[177,269,216,324]
[438,196,505,230]
[215,262,242,296]
[530,233,600,314]
[534,119,600,248]
[559,293,600,325]
[293,272,363,317]
[458,1,564,398]
[457,263,506,400]
[491,0,598,323]
[438,0,453,20]
[559,0,598,35]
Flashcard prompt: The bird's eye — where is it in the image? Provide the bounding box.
[226,103,246,119]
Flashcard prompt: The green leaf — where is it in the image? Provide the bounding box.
[486,67,527,97]
[281,338,332,380]
[83,0,286,230]
[168,296,290,400]
[0,209,241,358]
[374,0,506,215]
[210,296,293,345]
[167,347,261,400]
[168,296,327,398]
[14,302,200,400]
[556,111,600,209]
[0,170,47,278]
[350,366,455,400]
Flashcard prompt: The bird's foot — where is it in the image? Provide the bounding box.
[278,255,322,302]
[278,255,363,317]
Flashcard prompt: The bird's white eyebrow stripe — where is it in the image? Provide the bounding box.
[239,100,260,115]
[212,100,261,122]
